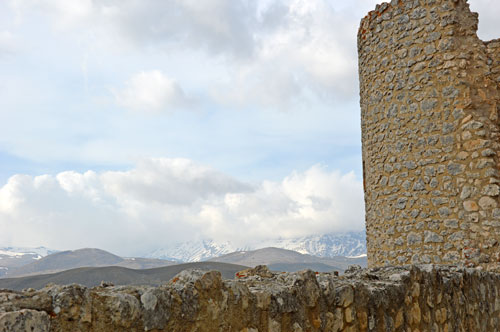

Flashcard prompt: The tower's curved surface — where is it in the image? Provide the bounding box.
[359,0,500,269]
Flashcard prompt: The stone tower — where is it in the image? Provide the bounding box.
[359,0,500,269]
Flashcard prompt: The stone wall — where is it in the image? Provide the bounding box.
[359,0,500,269]
[1,266,500,331]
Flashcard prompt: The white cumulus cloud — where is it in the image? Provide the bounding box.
[9,0,93,27]
[0,30,16,55]
[5,0,498,113]
[113,70,193,112]
[6,0,370,110]
[212,0,360,110]
[0,158,364,256]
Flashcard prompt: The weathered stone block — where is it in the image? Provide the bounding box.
[0,310,50,332]
[0,266,499,331]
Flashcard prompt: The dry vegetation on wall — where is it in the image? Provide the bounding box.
[359,0,500,269]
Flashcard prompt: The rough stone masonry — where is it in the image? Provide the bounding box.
[359,0,500,269]
[2,265,500,331]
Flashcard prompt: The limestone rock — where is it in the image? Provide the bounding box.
[0,310,50,332]
[0,266,498,331]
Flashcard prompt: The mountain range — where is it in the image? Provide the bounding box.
[0,243,368,290]
[0,246,367,291]
[263,232,366,258]
[0,231,367,285]
[146,231,366,262]
[0,247,59,277]
[0,248,176,278]
[208,247,366,272]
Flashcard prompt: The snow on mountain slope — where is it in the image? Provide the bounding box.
[148,240,241,262]
[1,232,366,265]
[262,232,366,258]
[0,247,59,276]
[148,232,366,262]
[0,247,58,259]
[0,250,27,258]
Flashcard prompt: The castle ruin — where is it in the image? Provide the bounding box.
[359,0,500,269]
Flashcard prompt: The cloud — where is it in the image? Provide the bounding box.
[0,158,364,256]
[114,0,258,57]
[7,0,366,109]
[198,165,364,244]
[468,0,500,41]
[9,0,257,57]
[5,0,497,114]
[212,0,361,110]
[100,158,251,206]
[0,30,16,55]
[8,0,93,28]
[112,70,194,112]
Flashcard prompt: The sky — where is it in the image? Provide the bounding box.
[0,0,498,256]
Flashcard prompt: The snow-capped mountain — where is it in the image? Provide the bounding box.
[148,240,243,262]
[0,247,59,276]
[264,232,366,258]
[147,232,366,262]
[0,247,58,260]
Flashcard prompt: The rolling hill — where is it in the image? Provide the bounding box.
[0,262,249,291]
[2,248,176,278]
[208,247,367,272]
